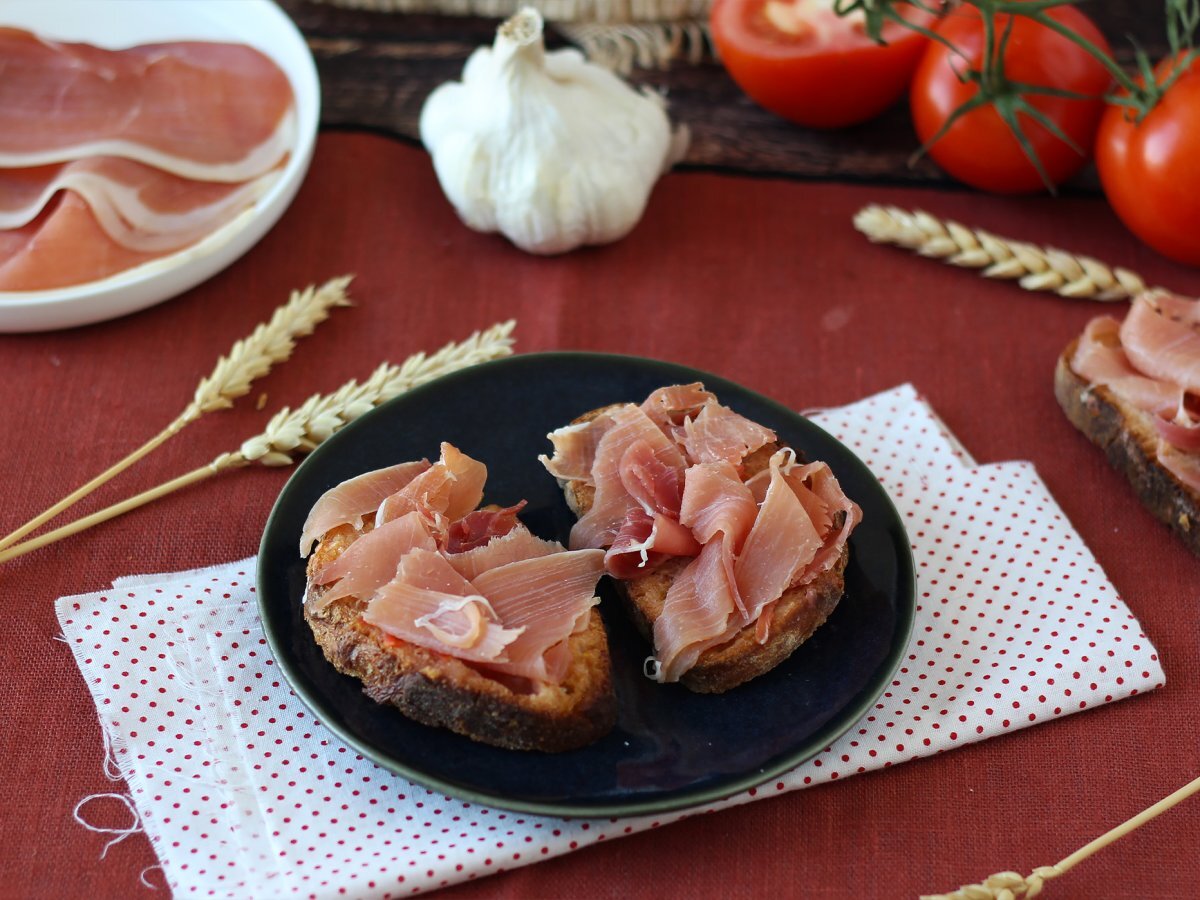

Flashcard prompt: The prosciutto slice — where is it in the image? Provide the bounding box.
[539,415,616,484]
[363,548,522,661]
[0,29,295,182]
[1071,317,1183,416]
[1120,292,1200,393]
[679,401,776,468]
[787,461,861,588]
[0,192,162,291]
[604,508,701,579]
[444,501,526,553]
[734,450,824,624]
[299,459,431,556]
[376,443,487,530]
[641,383,715,432]
[307,512,436,612]
[650,541,741,683]
[569,404,687,551]
[678,460,758,616]
[469,549,605,683]
[444,524,562,581]
[0,158,280,252]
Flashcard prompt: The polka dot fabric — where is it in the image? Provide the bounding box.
[56,384,1164,899]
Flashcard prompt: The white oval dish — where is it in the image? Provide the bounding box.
[0,0,319,332]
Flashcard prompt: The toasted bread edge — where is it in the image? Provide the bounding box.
[303,526,617,753]
[561,406,849,694]
[1054,339,1199,557]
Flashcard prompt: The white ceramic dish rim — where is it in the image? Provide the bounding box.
[0,0,320,332]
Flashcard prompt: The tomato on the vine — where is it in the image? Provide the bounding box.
[709,0,934,129]
[909,4,1111,193]
[1096,53,1200,266]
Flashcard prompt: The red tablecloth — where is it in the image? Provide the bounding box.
[3,131,1198,899]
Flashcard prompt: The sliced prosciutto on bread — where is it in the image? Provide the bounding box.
[541,384,861,693]
[301,443,616,752]
[1056,290,1200,557]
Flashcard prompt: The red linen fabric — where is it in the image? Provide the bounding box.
[1,131,1198,899]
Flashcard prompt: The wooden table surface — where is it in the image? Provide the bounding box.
[280,0,1168,185]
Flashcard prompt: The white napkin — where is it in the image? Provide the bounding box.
[57,384,1165,899]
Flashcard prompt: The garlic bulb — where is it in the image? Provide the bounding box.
[419,8,688,255]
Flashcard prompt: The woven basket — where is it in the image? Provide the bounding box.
[308,0,714,70]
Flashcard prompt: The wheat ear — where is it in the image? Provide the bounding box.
[0,277,352,552]
[0,321,516,565]
[922,773,1200,899]
[854,205,1156,302]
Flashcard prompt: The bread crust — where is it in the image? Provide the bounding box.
[562,405,850,694]
[1054,339,1200,557]
[303,523,617,752]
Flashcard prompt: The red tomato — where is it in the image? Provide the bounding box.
[909,4,1111,193]
[709,0,934,129]
[1096,53,1200,266]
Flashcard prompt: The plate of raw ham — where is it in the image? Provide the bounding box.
[257,354,917,816]
[0,0,318,331]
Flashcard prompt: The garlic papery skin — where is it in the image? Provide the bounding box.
[419,7,687,255]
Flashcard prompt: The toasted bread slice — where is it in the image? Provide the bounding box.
[1054,339,1200,557]
[560,406,850,694]
[303,522,617,752]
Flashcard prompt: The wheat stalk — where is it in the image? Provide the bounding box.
[0,277,353,553]
[922,773,1200,900]
[854,205,1158,302]
[0,321,516,565]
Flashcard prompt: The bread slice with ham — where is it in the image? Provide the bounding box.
[542,384,861,694]
[1055,291,1200,557]
[301,443,617,752]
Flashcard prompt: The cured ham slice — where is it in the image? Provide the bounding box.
[570,404,687,551]
[1120,293,1200,393]
[787,461,861,588]
[641,383,715,432]
[0,192,160,291]
[363,548,521,661]
[444,501,526,553]
[0,29,295,183]
[469,549,605,683]
[0,158,280,252]
[734,450,824,624]
[679,401,776,468]
[650,541,741,683]
[619,439,684,516]
[307,512,437,612]
[1071,317,1183,416]
[678,461,758,548]
[539,415,616,483]
[299,459,431,556]
[604,509,701,579]
[377,443,487,530]
[444,524,561,581]
[678,460,758,616]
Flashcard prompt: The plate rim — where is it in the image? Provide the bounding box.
[0,0,320,331]
[258,351,917,818]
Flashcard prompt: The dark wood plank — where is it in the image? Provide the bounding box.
[279,1,1170,186]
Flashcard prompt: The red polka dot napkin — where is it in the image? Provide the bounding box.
[56,384,1164,899]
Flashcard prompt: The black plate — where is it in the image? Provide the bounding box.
[258,353,915,818]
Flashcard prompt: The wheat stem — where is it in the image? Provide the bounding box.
[0,277,352,552]
[921,773,1200,899]
[0,454,245,566]
[0,321,516,564]
[854,205,1158,302]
